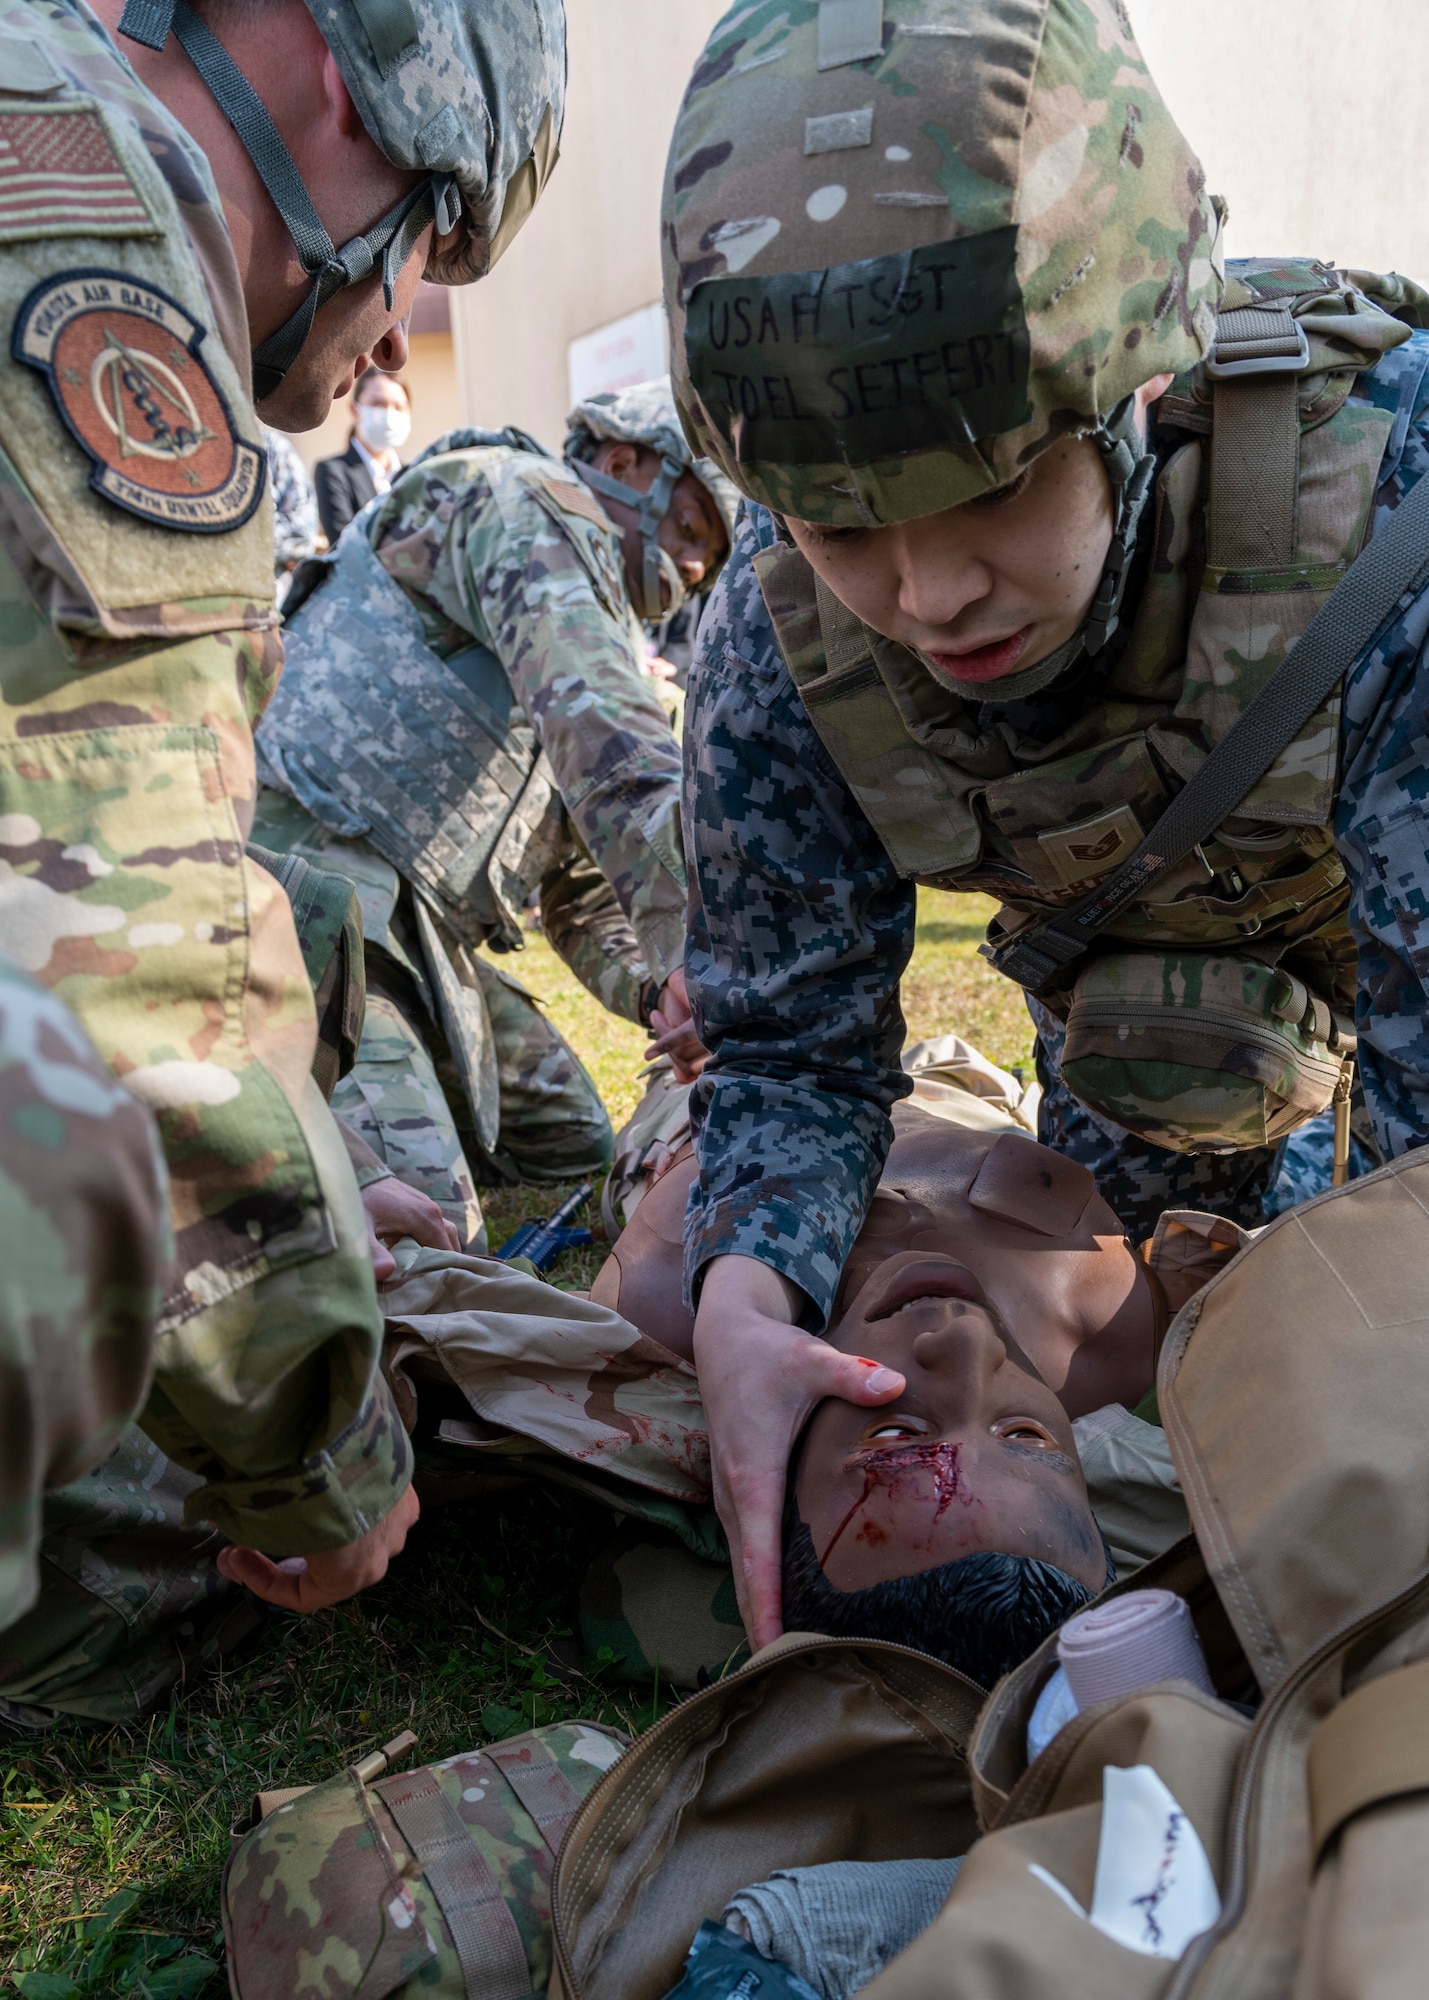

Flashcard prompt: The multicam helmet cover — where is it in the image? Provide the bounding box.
[661,0,1224,529]
[302,0,566,285]
[118,0,565,393]
[565,377,740,618]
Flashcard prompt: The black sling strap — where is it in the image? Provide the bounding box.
[986,468,1429,992]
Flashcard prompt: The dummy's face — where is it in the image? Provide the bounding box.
[796,1259,1107,1595]
[592,1119,1157,1405]
[783,375,1169,690]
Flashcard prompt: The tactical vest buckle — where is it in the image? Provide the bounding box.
[1205,305,1310,379]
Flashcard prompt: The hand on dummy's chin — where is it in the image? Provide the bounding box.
[692,1279,903,1649]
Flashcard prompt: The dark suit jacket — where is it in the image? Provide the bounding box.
[314,442,377,545]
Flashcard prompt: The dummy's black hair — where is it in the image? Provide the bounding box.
[780,1488,1106,1689]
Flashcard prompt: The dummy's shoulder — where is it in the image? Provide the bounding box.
[0,5,274,642]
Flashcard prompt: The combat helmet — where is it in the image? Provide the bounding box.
[118,0,566,397]
[662,0,1224,662]
[564,378,740,621]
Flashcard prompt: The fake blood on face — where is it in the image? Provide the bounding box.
[819,1439,978,1567]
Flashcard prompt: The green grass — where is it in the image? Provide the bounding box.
[2,888,1030,1994]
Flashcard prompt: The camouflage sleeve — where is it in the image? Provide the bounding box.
[464,480,688,990]
[0,9,407,1556]
[0,959,168,1631]
[682,506,916,1327]
[135,1076,411,1557]
[539,834,651,1026]
[337,1113,395,1190]
[1338,333,1429,1159]
[0,613,408,1558]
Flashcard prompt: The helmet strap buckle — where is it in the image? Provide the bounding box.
[572,453,685,622]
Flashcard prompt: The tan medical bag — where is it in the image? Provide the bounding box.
[547,1633,985,1999]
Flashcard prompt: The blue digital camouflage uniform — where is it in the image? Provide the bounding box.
[256,440,689,1242]
[681,337,1429,1320]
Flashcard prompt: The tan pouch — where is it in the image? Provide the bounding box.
[549,1634,985,2000]
[862,1687,1249,2000]
[1294,1657,1429,1999]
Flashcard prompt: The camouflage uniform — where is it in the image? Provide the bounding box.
[254,426,700,1241]
[660,0,1429,1298]
[0,0,413,1571]
[0,958,167,1638]
[0,0,564,1724]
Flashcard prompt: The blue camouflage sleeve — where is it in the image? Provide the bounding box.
[1338,331,1429,1159]
[682,504,916,1327]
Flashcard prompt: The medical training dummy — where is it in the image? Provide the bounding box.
[383,1100,1237,1687]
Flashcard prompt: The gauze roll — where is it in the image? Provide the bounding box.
[1057,1589,1214,1709]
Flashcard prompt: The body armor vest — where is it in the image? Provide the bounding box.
[757,263,1422,1153]
[257,510,566,954]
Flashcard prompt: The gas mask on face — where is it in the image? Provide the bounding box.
[354,403,412,454]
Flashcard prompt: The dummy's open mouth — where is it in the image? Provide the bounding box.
[863,1260,987,1322]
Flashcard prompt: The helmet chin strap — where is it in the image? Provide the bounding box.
[571,452,686,621]
[1082,395,1158,655]
[118,0,459,400]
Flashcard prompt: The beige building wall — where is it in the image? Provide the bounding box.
[1130,0,1429,278]
[448,0,1429,451]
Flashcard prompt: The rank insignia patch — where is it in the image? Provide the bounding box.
[13,268,265,532]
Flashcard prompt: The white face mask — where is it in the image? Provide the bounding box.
[355,402,411,453]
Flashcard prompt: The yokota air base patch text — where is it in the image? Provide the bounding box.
[12,268,265,532]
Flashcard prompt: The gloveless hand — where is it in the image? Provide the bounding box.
[644,963,709,1083]
[361,1173,461,1283]
[215,1482,420,1613]
[693,1255,904,1650]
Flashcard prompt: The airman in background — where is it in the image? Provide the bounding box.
[0,0,564,1717]
[254,380,735,1245]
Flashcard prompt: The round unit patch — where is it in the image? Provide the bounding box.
[12,267,265,533]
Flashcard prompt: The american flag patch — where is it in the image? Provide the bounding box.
[0,104,158,243]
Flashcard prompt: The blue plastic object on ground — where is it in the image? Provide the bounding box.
[494,1181,595,1271]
